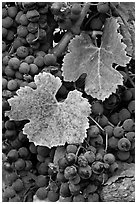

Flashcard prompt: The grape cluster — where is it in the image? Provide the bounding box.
[2,2,135,202]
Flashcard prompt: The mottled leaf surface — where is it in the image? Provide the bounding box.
[62,17,131,100]
[6,73,91,147]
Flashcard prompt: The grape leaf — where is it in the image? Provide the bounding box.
[117,2,135,22]
[62,17,131,100]
[6,72,91,147]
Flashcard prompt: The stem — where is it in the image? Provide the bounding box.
[105,132,108,152]
[71,2,91,34]
[51,31,74,57]
[89,116,105,133]
[125,66,135,87]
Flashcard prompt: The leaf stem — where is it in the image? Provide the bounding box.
[125,66,135,87]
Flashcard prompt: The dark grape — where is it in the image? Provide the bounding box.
[98,115,108,127]
[109,162,119,173]
[128,100,135,114]
[73,194,85,202]
[66,144,77,154]
[36,175,49,187]
[47,190,59,202]
[87,193,99,202]
[71,3,82,15]
[104,125,114,137]
[78,165,92,179]
[118,108,131,122]
[113,126,124,138]
[66,152,77,165]
[7,149,19,162]
[78,155,88,167]
[35,187,48,200]
[108,136,119,149]
[60,182,71,197]
[91,161,104,174]
[37,145,50,157]
[90,134,103,147]
[103,153,115,164]
[58,156,69,169]
[69,183,81,195]
[14,158,26,171]
[64,165,77,180]
[122,89,133,102]
[125,132,135,142]
[12,178,24,192]
[87,125,100,138]
[18,147,29,158]
[84,151,95,164]
[56,171,67,183]
[3,186,16,198]
[90,17,103,30]
[117,150,130,161]
[117,137,131,151]
[91,101,104,115]
[97,2,109,13]
[69,173,81,185]
[29,142,37,154]
[122,119,135,132]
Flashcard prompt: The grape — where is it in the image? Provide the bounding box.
[3,186,16,199]
[87,193,99,202]
[125,132,135,142]
[10,138,22,149]
[19,62,30,74]
[73,194,85,202]
[26,10,40,22]
[103,94,118,110]
[91,161,104,174]
[118,137,131,151]
[87,125,100,138]
[17,25,28,37]
[51,2,64,15]
[47,190,59,202]
[2,16,13,28]
[109,112,119,125]
[19,14,29,26]
[58,156,69,169]
[98,115,108,127]
[25,160,32,171]
[128,100,135,114]
[69,183,81,195]
[2,27,8,38]
[8,195,21,202]
[36,175,49,187]
[83,183,98,198]
[5,129,17,140]
[18,147,29,158]
[25,55,35,64]
[2,77,8,90]
[37,154,45,162]
[29,142,37,154]
[109,161,119,173]
[8,6,18,18]
[5,66,15,77]
[91,101,104,115]
[66,152,77,165]
[16,46,29,58]
[126,155,133,163]
[44,54,57,66]
[66,144,77,154]
[35,187,48,200]
[129,88,135,100]
[5,172,18,185]
[90,17,103,30]
[78,155,88,167]
[118,108,131,122]
[108,136,119,149]
[28,82,37,89]
[60,182,71,197]
[103,153,115,165]
[3,161,13,172]
[64,165,77,180]
[29,63,39,75]
[14,158,26,171]
[87,145,97,154]
[90,134,103,147]
[18,131,28,143]
[84,151,95,164]
[56,171,67,182]
[122,89,133,102]
[37,162,48,175]
[95,152,103,161]
[117,150,130,161]
[8,57,21,70]
[27,22,38,33]
[59,196,72,202]
[69,173,81,185]
[104,125,114,137]
[2,8,8,18]
[97,2,109,13]
[113,126,124,138]
[12,178,24,192]
[71,3,82,15]
[122,119,134,132]
[7,149,19,162]
[78,165,92,179]
[37,146,50,157]
[34,56,44,68]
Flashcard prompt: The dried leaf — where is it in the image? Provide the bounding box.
[6,73,91,147]
[62,17,131,100]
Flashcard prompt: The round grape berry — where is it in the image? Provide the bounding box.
[103,153,115,164]
[113,126,124,138]
[118,137,131,151]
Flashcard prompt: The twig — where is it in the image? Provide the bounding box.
[125,66,135,87]
[89,116,105,133]
[105,132,108,152]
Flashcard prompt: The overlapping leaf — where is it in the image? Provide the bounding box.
[62,17,131,100]
[6,72,91,147]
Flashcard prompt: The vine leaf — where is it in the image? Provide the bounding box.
[62,17,131,100]
[6,72,91,147]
